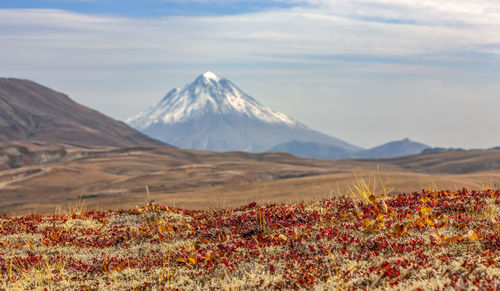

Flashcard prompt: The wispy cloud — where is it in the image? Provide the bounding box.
[1,3,498,64]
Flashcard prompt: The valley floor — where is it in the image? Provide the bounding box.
[2,144,500,216]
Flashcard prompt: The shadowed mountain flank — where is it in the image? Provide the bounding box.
[0,78,165,147]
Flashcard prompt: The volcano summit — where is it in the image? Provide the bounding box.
[127,71,360,153]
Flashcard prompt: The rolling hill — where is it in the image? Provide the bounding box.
[1,142,500,215]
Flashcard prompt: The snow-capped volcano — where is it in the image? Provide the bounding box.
[127,71,361,153]
[128,71,298,130]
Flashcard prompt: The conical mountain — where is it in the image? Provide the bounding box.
[0,78,165,147]
[127,71,361,153]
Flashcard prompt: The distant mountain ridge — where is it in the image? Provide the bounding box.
[269,138,430,160]
[356,138,430,159]
[127,71,361,153]
[422,146,500,154]
[0,78,165,147]
[268,141,353,160]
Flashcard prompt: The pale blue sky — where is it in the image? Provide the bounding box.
[1,0,499,148]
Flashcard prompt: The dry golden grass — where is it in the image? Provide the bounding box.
[1,145,500,215]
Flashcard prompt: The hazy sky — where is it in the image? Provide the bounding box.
[1,0,499,149]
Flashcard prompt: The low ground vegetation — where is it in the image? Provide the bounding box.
[0,188,499,290]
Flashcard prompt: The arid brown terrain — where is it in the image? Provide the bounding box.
[0,78,164,147]
[1,141,500,215]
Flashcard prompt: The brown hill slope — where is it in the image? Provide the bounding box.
[384,149,500,174]
[0,78,165,147]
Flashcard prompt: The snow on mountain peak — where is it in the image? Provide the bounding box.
[126,72,299,130]
[201,71,219,81]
